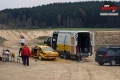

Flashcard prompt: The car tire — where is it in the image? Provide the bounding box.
[38,56,43,60]
[98,62,104,65]
[52,58,56,60]
[110,60,116,66]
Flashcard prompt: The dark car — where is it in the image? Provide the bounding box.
[95,46,120,66]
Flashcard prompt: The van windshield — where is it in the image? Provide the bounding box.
[47,37,51,42]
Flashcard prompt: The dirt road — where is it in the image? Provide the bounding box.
[0,52,120,80]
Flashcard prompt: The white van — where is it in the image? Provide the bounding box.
[44,30,92,59]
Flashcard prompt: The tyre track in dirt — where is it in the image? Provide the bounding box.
[44,60,90,80]
[63,60,120,80]
[58,62,90,80]
[0,54,120,80]
[50,57,120,80]
[24,58,91,80]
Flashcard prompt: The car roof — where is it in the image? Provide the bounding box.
[38,45,50,48]
[100,46,120,49]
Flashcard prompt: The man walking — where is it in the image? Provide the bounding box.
[21,44,31,66]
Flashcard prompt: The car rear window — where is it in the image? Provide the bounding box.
[96,47,108,54]
[108,48,117,53]
[42,47,55,51]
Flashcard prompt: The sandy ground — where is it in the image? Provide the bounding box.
[0,30,120,80]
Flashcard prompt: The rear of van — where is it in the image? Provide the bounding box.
[76,32,91,57]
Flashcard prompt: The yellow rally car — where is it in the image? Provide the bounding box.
[31,45,59,60]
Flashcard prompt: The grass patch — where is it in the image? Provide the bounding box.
[1,28,120,31]
[0,36,6,45]
[36,42,44,45]
[35,36,49,45]
[50,28,120,31]
[36,36,48,40]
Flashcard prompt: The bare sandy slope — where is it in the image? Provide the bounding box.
[0,30,120,80]
[0,30,53,48]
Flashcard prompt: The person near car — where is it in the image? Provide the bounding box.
[20,36,25,46]
[18,44,25,57]
[21,44,31,66]
[52,36,57,50]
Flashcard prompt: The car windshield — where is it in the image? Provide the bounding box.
[42,47,55,51]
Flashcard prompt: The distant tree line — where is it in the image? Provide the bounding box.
[0,1,120,29]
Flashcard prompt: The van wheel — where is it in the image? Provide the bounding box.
[63,55,67,60]
[59,55,63,59]
[98,63,104,65]
[110,60,116,66]
[38,56,43,60]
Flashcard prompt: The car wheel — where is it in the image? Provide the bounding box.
[110,60,116,66]
[52,58,56,60]
[38,56,43,60]
[98,62,104,65]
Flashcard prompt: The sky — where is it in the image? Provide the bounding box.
[0,0,119,11]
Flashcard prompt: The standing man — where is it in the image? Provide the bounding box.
[20,36,25,46]
[21,44,31,66]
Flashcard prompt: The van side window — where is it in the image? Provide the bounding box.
[47,37,51,42]
[46,37,51,46]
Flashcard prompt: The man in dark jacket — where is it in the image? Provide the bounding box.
[21,45,31,66]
